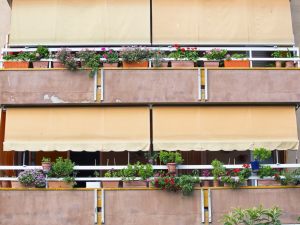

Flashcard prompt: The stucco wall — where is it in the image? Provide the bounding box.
[291,0,300,47]
[0,0,10,49]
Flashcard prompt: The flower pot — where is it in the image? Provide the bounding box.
[224,60,250,68]
[257,180,280,186]
[202,180,210,187]
[48,181,73,188]
[213,180,219,187]
[41,162,51,173]
[285,61,294,68]
[123,180,148,188]
[223,183,231,187]
[275,61,282,68]
[52,62,65,68]
[102,181,120,188]
[11,181,24,188]
[151,61,169,68]
[250,160,260,172]
[1,181,11,188]
[122,61,149,68]
[171,60,194,68]
[203,61,219,67]
[167,163,177,174]
[103,62,118,68]
[3,61,29,69]
[32,61,49,68]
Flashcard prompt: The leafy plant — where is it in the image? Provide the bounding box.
[120,162,153,181]
[3,52,35,61]
[178,175,200,195]
[104,169,120,177]
[222,164,251,188]
[151,50,167,67]
[41,157,51,163]
[77,50,100,77]
[225,53,247,60]
[168,45,198,62]
[257,165,277,179]
[253,148,272,162]
[202,169,211,177]
[211,159,226,181]
[120,46,151,63]
[32,46,49,61]
[48,157,75,183]
[18,169,46,188]
[56,49,78,71]
[101,48,119,64]
[271,51,283,58]
[159,151,184,164]
[222,205,282,225]
[203,48,227,61]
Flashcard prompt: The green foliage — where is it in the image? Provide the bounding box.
[203,48,227,61]
[101,49,119,64]
[104,169,120,178]
[120,46,151,63]
[77,50,101,77]
[120,162,153,181]
[56,49,78,71]
[168,46,199,62]
[48,157,75,183]
[211,159,226,181]
[151,50,167,67]
[271,51,283,58]
[18,169,46,188]
[3,52,35,61]
[221,165,251,188]
[32,46,49,61]
[222,205,282,225]
[41,157,51,163]
[226,53,247,60]
[178,175,200,196]
[159,151,184,164]
[257,165,277,179]
[253,148,272,161]
[277,168,300,185]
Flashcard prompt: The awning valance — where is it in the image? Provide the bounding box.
[4,107,150,152]
[153,106,299,151]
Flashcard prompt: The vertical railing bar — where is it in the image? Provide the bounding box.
[93,70,98,102]
[201,189,205,223]
[198,68,202,101]
[101,189,105,224]
[100,69,104,101]
[249,49,253,68]
[208,189,212,223]
[204,69,208,101]
[94,189,98,224]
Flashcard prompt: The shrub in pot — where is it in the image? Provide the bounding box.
[221,164,251,188]
[168,45,198,67]
[77,50,101,77]
[100,48,119,68]
[102,169,121,188]
[47,157,75,188]
[159,151,184,174]
[41,157,51,173]
[120,46,151,68]
[201,169,211,187]
[3,52,33,68]
[224,53,250,68]
[17,169,46,188]
[151,50,168,67]
[32,46,50,68]
[251,147,272,172]
[271,51,284,68]
[55,49,79,70]
[211,159,226,187]
[257,165,281,186]
[203,48,227,67]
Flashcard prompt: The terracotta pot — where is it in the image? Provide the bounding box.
[3,61,29,69]
[213,180,219,187]
[223,183,230,187]
[48,181,73,188]
[32,61,49,68]
[167,163,177,174]
[285,61,294,68]
[122,61,149,68]
[52,62,65,68]
[275,61,282,68]
[151,61,169,68]
[224,60,250,68]
[102,181,120,188]
[202,180,210,187]
[103,63,118,68]
[1,181,11,188]
[123,180,148,188]
[257,180,280,186]
[171,60,194,68]
[203,61,219,67]
[11,181,24,188]
[41,162,52,173]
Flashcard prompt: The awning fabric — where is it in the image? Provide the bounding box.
[153,106,299,151]
[4,107,150,152]
[9,0,150,45]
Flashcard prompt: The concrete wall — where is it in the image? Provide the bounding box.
[0,0,10,49]
[291,0,300,47]
[0,70,95,104]
[0,190,94,225]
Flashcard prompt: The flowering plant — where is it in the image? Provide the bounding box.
[120,46,151,63]
[101,48,119,64]
[77,50,100,77]
[32,46,50,61]
[203,48,227,61]
[201,169,211,177]
[221,164,251,188]
[18,169,46,188]
[151,50,167,67]
[168,44,198,62]
[56,49,78,71]
[152,173,181,193]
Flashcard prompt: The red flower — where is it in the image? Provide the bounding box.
[180,48,185,52]
[233,169,241,173]
[173,44,179,48]
[243,164,250,168]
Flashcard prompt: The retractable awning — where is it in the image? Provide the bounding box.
[153,106,299,151]
[4,107,150,152]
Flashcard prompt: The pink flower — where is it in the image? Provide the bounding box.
[109,50,113,54]
[101,47,106,51]
[103,54,108,59]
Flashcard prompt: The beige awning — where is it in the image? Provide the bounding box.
[4,107,150,152]
[152,0,294,45]
[10,0,150,45]
[153,106,299,151]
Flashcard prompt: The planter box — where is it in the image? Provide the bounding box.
[275,61,282,68]
[1,181,11,188]
[171,61,194,68]
[203,61,219,67]
[11,181,24,188]
[103,63,118,68]
[224,60,250,68]
[257,180,280,186]
[52,62,65,68]
[151,61,169,68]
[123,180,148,188]
[102,181,120,188]
[122,61,148,68]
[32,61,49,68]
[3,61,29,69]
[48,181,73,188]
[285,61,295,68]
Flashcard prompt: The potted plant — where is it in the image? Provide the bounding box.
[102,169,121,188]
[3,51,33,68]
[221,164,251,188]
[121,162,153,188]
[211,159,226,187]
[47,157,75,188]
[271,51,284,68]
[285,50,295,68]
[120,46,150,68]
[32,46,50,68]
[41,157,51,173]
[201,169,211,187]
[224,53,250,68]
[151,50,168,67]
[159,151,184,174]
[77,50,101,77]
[203,48,227,67]
[101,48,119,68]
[168,45,198,67]
[257,166,281,186]
[251,147,272,172]
[178,175,200,196]
[15,169,46,188]
[55,49,79,70]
